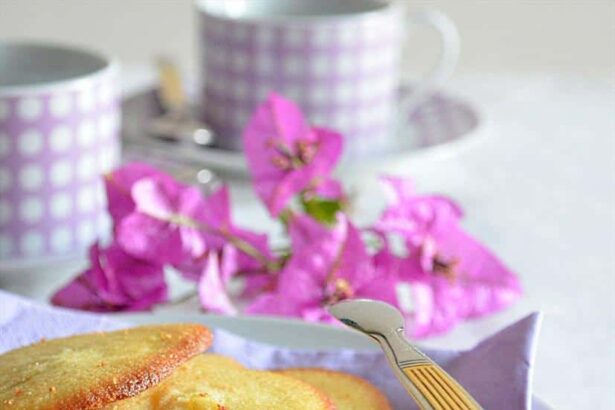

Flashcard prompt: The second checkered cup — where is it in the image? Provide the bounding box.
[197,0,459,157]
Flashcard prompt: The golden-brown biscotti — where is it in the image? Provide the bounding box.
[0,324,212,410]
[278,368,392,410]
[108,354,334,410]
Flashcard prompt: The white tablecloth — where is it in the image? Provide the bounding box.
[399,74,615,410]
[1,70,613,410]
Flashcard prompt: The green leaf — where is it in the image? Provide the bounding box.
[301,197,344,225]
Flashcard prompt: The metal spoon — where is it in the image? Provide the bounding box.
[329,299,483,410]
[140,57,220,192]
[148,57,214,146]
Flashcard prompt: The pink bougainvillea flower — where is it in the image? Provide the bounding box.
[312,178,344,200]
[246,214,396,323]
[51,243,167,312]
[117,175,208,266]
[367,233,410,307]
[179,229,274,284]
[405,222,522,338]
[362,231,435,335]
[229,228,279,298]
[117,177,274,296]
[243,93,343,216]
[117,176,275,287]
[377,175,463,244]
[376,176,522,338]
[197,186,275,271]
[232,229,273,273]
[198,247,238,315]
[287,212,329,249]
[189,184,234,250]
[104,162,176,227]
[189,185,276,283]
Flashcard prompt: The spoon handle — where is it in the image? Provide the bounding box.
[400,363,482,410]
[376,331,483,410]
[156,57,186,112]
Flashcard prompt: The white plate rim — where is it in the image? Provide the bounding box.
[120,312,551,409]
[120,312,378,350]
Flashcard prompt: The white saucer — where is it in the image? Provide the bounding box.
[123,88,483,176]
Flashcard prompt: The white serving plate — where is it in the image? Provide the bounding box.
[121,313,550,409]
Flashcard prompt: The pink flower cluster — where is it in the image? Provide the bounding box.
[52,93,522,338]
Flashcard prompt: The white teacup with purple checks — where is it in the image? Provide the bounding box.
[0,43,120,266]
[197,0,459,157]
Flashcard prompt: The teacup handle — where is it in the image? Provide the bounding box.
[399,9,460,114]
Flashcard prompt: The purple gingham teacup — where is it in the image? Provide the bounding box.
[197,0,459,157]
[0,42,120,266]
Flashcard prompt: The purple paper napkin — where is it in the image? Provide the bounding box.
[0,290,541,409]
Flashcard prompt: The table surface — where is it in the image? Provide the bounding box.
[1,68,614,410]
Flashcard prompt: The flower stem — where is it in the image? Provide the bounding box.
[166,212,282,273]
[222,231,282,272]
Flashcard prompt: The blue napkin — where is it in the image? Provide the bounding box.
[0,290,542,409]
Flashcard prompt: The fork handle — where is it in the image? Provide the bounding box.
[401,363,482,410]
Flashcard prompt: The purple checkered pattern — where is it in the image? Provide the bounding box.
[199,8,403,157]
[406,91,479,149]
[0,70,120,262]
